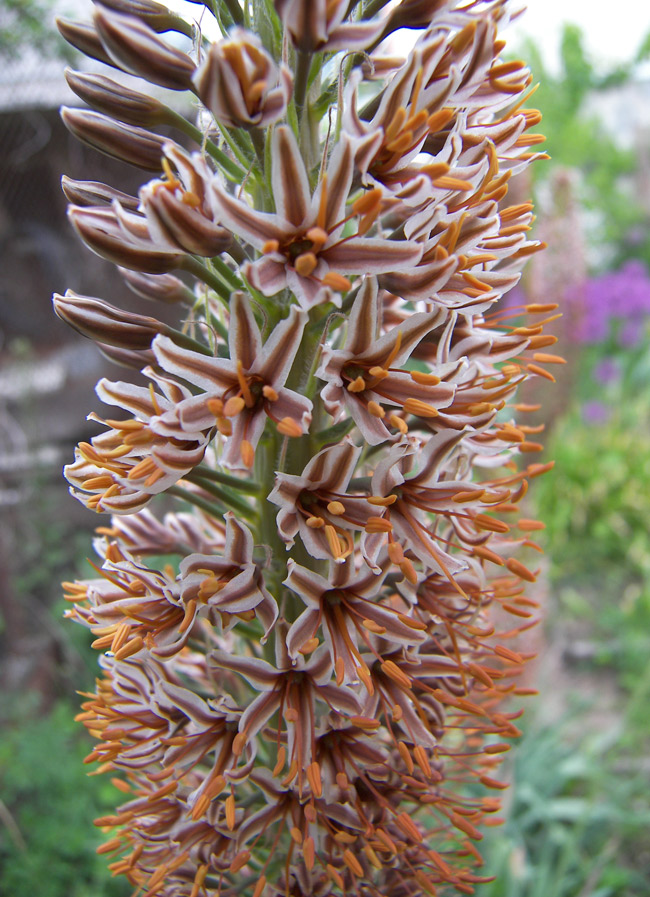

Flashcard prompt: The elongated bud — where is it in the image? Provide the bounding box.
[119,268,193,305]
[56,17,116,67]
[61,176,140,211]
[96,0,195,37]
[94,6,196,92]
[53,291,171,349]
[140,183,232,257]
[65,68,168,128]
[273,0,381,51]
[96,342,156,369]
[383,0,451,33]
[193,28,293,129]
[61,107,165,170]
[68,205,185,273]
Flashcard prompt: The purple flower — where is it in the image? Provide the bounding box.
[581,401,610,425]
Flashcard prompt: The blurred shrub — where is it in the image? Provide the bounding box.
[480,713,650,896]
[0,698,128,897]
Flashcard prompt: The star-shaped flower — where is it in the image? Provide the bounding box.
[178,512,278,643]
[318,277,458,444]
[210,638,361,787]
[268,440,378,563]
[209,126,423,309]
[285,555,426,687]
[152,291,312,470]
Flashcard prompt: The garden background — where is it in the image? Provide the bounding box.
[1,2,650,894]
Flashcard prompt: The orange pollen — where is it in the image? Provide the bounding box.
[223,396,246,417]
[325,524,345,560]
[240,439,254,468]
[347,375,366,393]
[382,330,403,369]
[307,761,322,798]
[390,414,408,434]
[368,494,397,507]
[277,417,303,437]
[263,239,280,253]
[317,173,329,230]
[410,370,441,385]
[343,849,364,877]
[225,794,236,831]
[305,226,328,251]
[352,186,383,217]
[262,385,278,401]
[295,251,318,277]
[399,557,418,584]
[298,637,319,655]
[365,516,392,534]
[505,557,537,582]
[403,397,439,418]
[367,400,385,418]
[327,500,346,516]
[381,660,411,689]
[236,360,254,407]
[321,271,351,291]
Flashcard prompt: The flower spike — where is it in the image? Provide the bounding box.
[56,1,553,895]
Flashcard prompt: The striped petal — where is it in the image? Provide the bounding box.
[271,127,311,227]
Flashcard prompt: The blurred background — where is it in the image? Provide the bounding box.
[1,1,650,894]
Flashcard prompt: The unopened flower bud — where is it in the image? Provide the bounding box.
[97,0,194,38]
[56,17,115,68]
[68,205,185,273]
[273,0,381,52]
[61,107,165,170]
[193,28,292,129]
[61,176,139,211]
[94,6,196,92]
[53,291,172,349]
[64,68,168,128]
[140,182,232,257]
[119,268,193,305]
[97,343,156,369]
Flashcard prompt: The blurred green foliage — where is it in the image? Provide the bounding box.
[1,15,647,897]
[534,330,650,696]
[480,708,650,897]
[522,24,650,268]
[0,699,128,897]
[0,0,72,59]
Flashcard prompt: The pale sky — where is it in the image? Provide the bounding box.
[167,0,650,75]
[507,0,650,73]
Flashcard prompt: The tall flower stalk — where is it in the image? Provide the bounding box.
[56,1,557,894]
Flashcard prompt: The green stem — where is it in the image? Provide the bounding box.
[165,110,247,181]
[211,255,245,291]
[184,471,257,519]
[362,0,392,17]
[168,485,226,518]
[222,0,244,24]
[220,123,255,169]
[228,240,249,266]
[165,327,213,355]
[189,465,261,495]
[250,127,266,171]
[183,257,232,307]
[294,50,312,117]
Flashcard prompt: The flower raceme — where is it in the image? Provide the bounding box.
[56,1,557,895]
